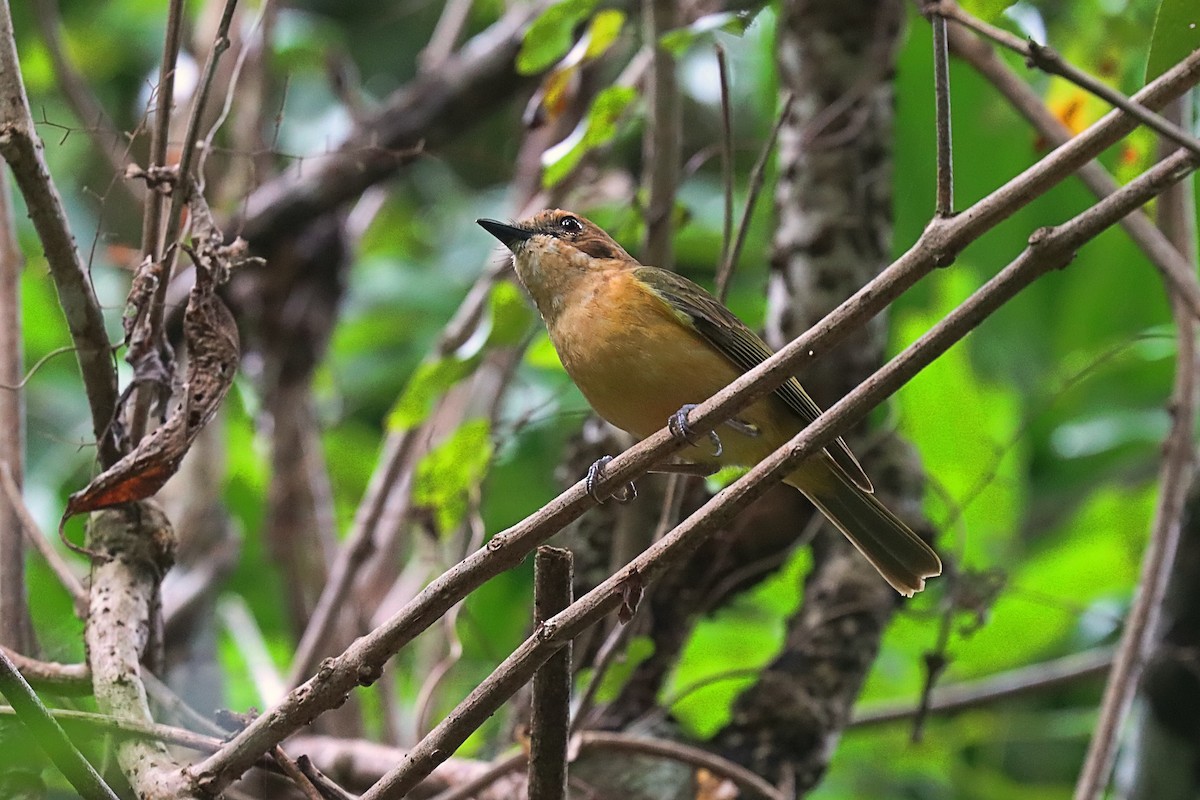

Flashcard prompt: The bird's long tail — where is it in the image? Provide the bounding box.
[786,464,941,596]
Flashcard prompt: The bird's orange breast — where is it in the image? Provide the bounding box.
[546,270,789,466]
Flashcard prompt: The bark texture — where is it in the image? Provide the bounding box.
[712,0,930,791]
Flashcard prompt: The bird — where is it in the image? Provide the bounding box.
[478,209,941,596]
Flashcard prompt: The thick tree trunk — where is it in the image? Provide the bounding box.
[712,0,933,792]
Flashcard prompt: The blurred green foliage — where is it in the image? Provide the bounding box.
[7,0,1195,795]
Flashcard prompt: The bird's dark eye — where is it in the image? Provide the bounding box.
[559,216,583,234]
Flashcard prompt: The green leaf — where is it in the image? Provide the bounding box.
[957,0,1018,22]
[517,0,599,75]
[949,484,1148,675]
[659,11,753,57]
[485,280,534,348]
[893,268,1025,563]
[387,354,481,431]
[581,9,626,61]
[1146,0,1200,81]
[412,419,495,534]
[666,545,808,738]
[542,85,638,187]
[704,465,748,492]
[525,332,565,371]
[581,636,654,704]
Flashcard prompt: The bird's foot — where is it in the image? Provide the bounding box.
[586,455,637,504]
[668,404,724,458]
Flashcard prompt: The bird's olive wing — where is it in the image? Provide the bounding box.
[635,266,873,493]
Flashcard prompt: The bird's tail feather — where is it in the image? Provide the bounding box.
[787,465,941,597]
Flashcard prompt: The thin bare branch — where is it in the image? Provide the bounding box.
[30,0,143,203]
[945,21,1200,319]
[641,0,681,268]
[938,0,1200,159]
[288,258,510,687]
[141,670,230,738]
[273,746,326,800]
[569,619,633,733]
[0,463,88,613]
[0,702,281,773]
[926,1,954,216]
[1074,110,1200,800]
[130,0,240,444]
[1124,96,1200,800]
[0,648,120,800]
[718,93,794,299]
[197,0,272,190]
[419,0,475,72]
[219,595,286,707]
[852,647,1114,727]
[577,732,785,800]
[413,593,467,739]
[0,0,119,466]
[715,44,735,291]
[0,646,91,696]
[159,0,239,275]
[297,756,358,800]
[287,428,421,687]
[0,159,31,651]
[427,752,528,800]
[528,548,573,800]
[140,0,184,254]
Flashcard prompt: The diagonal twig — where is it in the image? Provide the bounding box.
[716,93,794,301]
[0,647,120,800]
[852,646,1114,727]
[715,43,735,285]
[0,646,91,696]
[944,21,1200,319]
[0,462,88,613]
[574,732,785,800]
[273,746,327,800]
[30,0,143,204]
[0,0,119,467]
[0,702,275,768]
[936,0,1200,159]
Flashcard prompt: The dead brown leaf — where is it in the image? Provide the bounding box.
[61,193,244,527]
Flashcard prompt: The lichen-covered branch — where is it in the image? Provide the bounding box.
[84,506,200,799]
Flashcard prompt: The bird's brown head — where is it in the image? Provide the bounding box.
[477,209,636,320]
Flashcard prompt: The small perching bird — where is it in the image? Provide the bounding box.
[479,209,941,596]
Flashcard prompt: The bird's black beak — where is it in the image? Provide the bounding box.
[477,218,534,250]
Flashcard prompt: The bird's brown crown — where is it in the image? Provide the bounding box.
[519,209,635,262]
